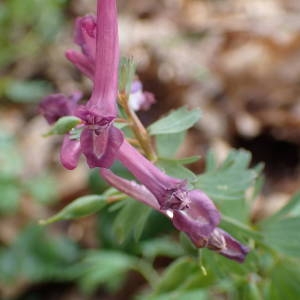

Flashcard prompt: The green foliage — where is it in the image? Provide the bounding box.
[0,0,67,68]
[267,261,300,300]
[140,237,185,260]
[0,178,21,214]
[148,107,201,135]
[44,116,82,136]
[0,130,60,213]
[0,226,82,284]
[145,289,208,300]
[25,173,58,205]
[40,195,108,224]
[156,132,186,157]
[4,80,53,103]
[1,1,299,294]
[260,193,300,258]
[79,250,143,293]
[157,158,197,181]
[195,150,262,220]
[0,132,23,178]
[195,150,261,202]
[113,198,152,243]
[153,258,199,294]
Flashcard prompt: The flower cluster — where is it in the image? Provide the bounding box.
[39,0,249,263]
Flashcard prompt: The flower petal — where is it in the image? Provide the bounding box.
[172,190,220,246]
[100,168,160,211]
[88,0,119,116]
[80,125,123,168]
[129,81,156,111]
[60,135,82,170]
[207,228,250,263]
[65,50,94,80]
[74,15,96,59]
[117,141,184,203]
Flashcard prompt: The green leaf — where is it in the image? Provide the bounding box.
[146,289,208,300]
[44,116,81,136]
[0,225,82,283]
[148,107,201,135]
[202,249,257,279]
[194,150,261,220]
[5,80,52,103]
[262,193,300,225]
[113,198,152,243]
[25,173,58,205]
[260,194,300,258]
[157,159,197,182]
[154,257,199,294]
[140,237,185,260]
[197,150,255,199]
[156,132,186,157]
[0,131,23,177]
[0,179,20,214]
[239,280,264,300]
[0,248,18,283]
[40,195,107,224]
[79,250,136,293]
[267,262,300,300]
[261,216,300,257]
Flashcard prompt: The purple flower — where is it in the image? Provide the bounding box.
[67,14,155,112]
[60,134,82,170]
[40,0,123,170]
[66,15,96,79]
[117,140,187,210]
[129,80,156,111]
[115,140,220,243]
[74,105,123,168]
[39,92,81,124]
[207,228,250,262]
[172,190,221,245]
[100,164,249,263]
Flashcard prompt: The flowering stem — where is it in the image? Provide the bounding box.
[119,92,157,161]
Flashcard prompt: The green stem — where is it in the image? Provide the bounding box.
[119,92,157,161]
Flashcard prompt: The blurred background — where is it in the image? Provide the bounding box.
[0,0,300,299]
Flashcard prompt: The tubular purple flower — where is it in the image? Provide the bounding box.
[66,0,120,115]
[172,190,221,244]
[66,50,95,80]
[69,0,123,168]
[41,0,123,169]
[100,168,160,210]
[66,15,97,79]
[76,105,123,168]
[99,167,249,263]
[116,140,220,238]
[87,0,119,115]
[117,140,186,210]
[74,15,96,59]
